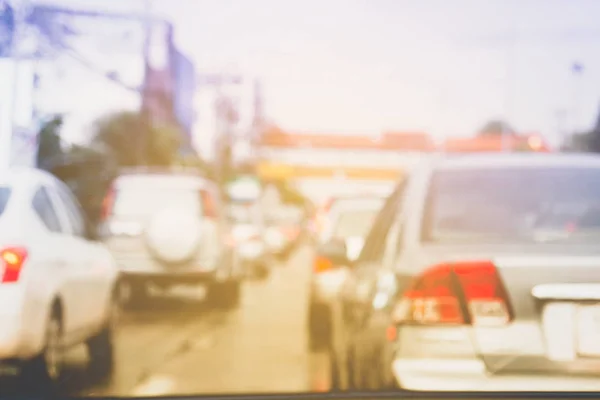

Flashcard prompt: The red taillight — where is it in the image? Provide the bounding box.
[392,260,512,326]
[323,198,335,213]
[313,255,334,274]
[101,185,115,220]
[1,247,28,283]
[201,191,217,218]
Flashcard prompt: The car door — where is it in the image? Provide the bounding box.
[30,185,86,336]
[51,181,108,328]
[43,183,96,333]
[329,182,406,389]
[341,181,408,328]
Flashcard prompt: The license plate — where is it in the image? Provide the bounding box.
[576,304,600,357]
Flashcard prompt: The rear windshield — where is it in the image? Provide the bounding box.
[333,208,379,239]
[423,166,600,243]
[228,203,260,224]
[112,187,202,217]
[0,187,10,215]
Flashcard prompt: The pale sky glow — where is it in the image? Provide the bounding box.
[153,0,600,144]
[28,0,600,146]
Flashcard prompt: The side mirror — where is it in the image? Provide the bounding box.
[316,239,351,267]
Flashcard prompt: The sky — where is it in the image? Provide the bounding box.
[8,0,600,149]
[151,0,600,146]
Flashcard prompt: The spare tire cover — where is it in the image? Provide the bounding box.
[144,206,203,264]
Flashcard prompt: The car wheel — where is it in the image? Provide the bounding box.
[20,306,64,393]
[86,299,117,383]
[307,302,330,351]
[254,263,270,280]
[328,347,340,391]
[121,280,149,309]
[207,280,241,310]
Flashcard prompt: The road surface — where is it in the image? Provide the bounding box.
[41,243,328,396]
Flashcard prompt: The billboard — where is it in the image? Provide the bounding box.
[26,5,147,86]
[171,46,196,154]
[0,0,14,57]
[141,20,176,127]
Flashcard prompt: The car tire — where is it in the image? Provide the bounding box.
[329,348,340,391]
[121,280,149,309]
[86,300,117,384]
[308,302,330,351]
[207,280,241,310]
[19,305,64,394]
[254,263,270,280]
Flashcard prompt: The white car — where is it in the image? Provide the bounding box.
[101,168,243,309]
[228,203,272,279]
[307,196,384,351]
[330,153,600,391]
[0,167,119,389]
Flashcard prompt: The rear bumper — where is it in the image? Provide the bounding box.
[392,359,600,391]
[121,270,219,285]
[0,314,24,360]
[0,286,38,360]
[392,323,600,391]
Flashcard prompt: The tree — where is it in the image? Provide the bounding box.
[586,105,600,153]
[36,115,64,170]
[564,104,600,153]
[51,143,118,226]
[91,111,181,167]
[478,120,516,136]
[91,111,149,167]
[147,124,181,166]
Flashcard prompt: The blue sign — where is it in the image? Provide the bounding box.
[172,47,196,154]
[0,0,15,57]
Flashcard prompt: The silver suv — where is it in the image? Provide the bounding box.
[100,167,243,309]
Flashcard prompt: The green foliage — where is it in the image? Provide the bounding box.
[36,116,64,169]
[478,120,516,136]
[565,108,600,153]
[91,111,182,167]
[147,124,182,166]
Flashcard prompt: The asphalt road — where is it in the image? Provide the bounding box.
[41,243,328,396]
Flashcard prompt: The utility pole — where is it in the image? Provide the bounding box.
[198,73,242,186]
[501,28,517,152]
[554,108,567,150]
[570,62,584,147]
[139,0,153,166]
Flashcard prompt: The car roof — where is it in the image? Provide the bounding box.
[427,152,600,171]
[114,172,214,191]
[0,167,57,188]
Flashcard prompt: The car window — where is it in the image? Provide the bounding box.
[0,187,11,216]
[357,180,406,263]
[380,178,411,267]
[423,166,600,243]
[54,183,86,237]
[112,186,202,217]
[32,187,63,233]
[332,209,379,239]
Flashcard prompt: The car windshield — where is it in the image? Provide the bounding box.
[332,208,379,239]
[11,0,600,397]
[424,166,600,242]
[112,188,201,217]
